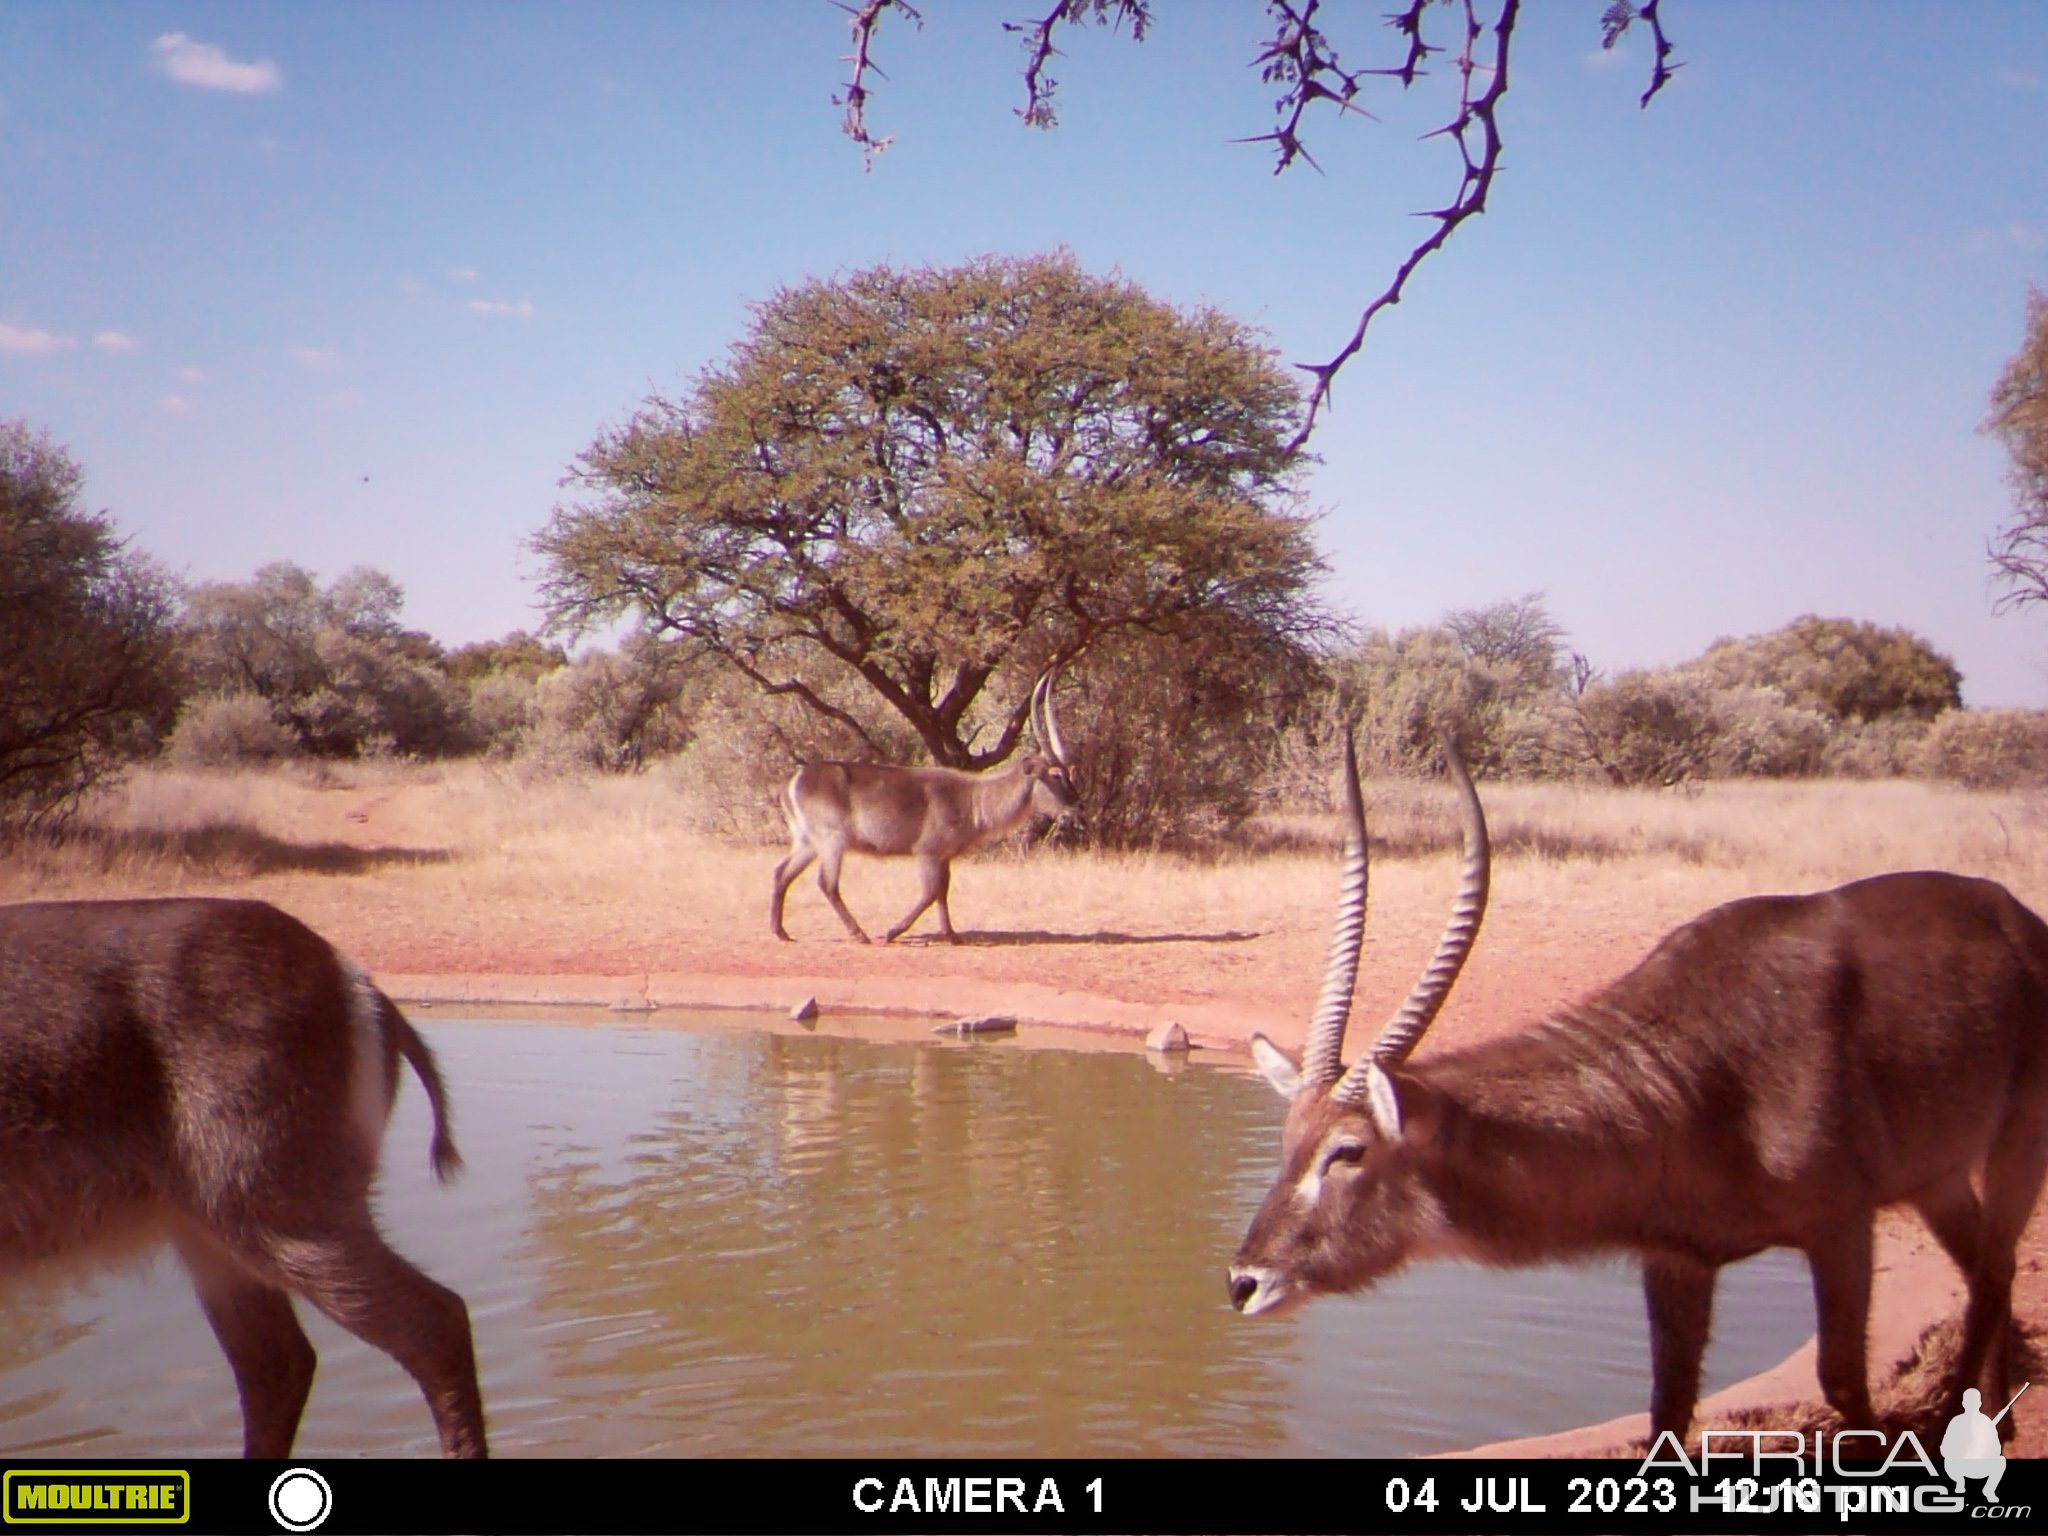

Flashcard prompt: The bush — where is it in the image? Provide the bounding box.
[166,693,299,767]
[1696,615,1961,724]
[1050,625,1318,849]
[0,421,179,824]
[1702,686,1831,778]
[521,640,695,773]
[1570,669,1720,787]
[1819,716,1933,779]
[176,561,478,760]
[467,672,542,758]
[1916,709,2048,789]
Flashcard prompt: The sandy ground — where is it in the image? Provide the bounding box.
[36,775,2048,1459]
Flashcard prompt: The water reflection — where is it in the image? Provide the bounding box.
[0,1016,1819,1458]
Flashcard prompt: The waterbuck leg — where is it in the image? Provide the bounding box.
[884,856,953,944]
[1910,1172,1984,1276]
[274,1223,488,1458]
[179,1236,317,1458]
[1806,1222,1877,1430]
[770,843,816,941]
[814,845,872,944]
[1951,1116,2048,1418]
[1643,1254,1716,1442]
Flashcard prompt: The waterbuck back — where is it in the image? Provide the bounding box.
[1229,733,2048,1445]
[0,897,487,1457]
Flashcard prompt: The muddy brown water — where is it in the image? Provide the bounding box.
[0,1013,1816,1458]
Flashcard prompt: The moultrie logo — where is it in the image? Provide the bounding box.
[2,1470,189,1526]
[1941,1382,2029,1505]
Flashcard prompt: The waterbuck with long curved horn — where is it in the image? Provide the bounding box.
[1229,730,2048,1445]
[770,667,1079,944]
[0,897,488,1457]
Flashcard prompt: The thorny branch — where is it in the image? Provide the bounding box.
[1005,2,1152,131]
[832,2,1681,446]
[1288,0,1516,449]
[835,0,922,163]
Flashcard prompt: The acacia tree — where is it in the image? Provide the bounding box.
[0,420,178,823]
[534,252,1329,773]
[834,3,1679,442]
[1987,287,2048,613]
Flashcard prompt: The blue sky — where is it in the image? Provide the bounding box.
[4,3,2046,702]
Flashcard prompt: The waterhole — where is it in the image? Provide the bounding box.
[0,1013,1817,1457]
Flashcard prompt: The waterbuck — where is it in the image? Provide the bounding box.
[1228,733,2048,1444]
[0,897,488,1457]
[770,667,1078,944]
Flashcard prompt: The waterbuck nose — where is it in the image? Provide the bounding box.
[1227,1271,1258,1311]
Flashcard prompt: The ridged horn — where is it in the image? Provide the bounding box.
[1031,664,1070,767]
[1332,732,1489,1105]
[1300,726,1368,1091]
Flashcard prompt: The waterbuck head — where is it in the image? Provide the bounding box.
[1227,729,1490,1317]
[1018,664,1080,819]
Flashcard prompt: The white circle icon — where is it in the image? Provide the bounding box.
[268,1467,334,1532]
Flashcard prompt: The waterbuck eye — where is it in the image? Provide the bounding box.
[1322,1140,1367,1173]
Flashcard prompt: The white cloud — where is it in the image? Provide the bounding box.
[1962,222,2048,257]
[177,365,207,384]
[469,299,535,318]
[151,33,283,94]
[290,345,338,370]
[0,322,75,356]
[161,394,194,414]
[93,330,139,353]
[1997,66,2041,92]
[450,266,480,282]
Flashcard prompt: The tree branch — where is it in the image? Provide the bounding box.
[831,4,1684,448]
[835,0,923,164]
[1289,0,1517,449]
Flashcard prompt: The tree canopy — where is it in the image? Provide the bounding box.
[534,251,1330,772]
[0,420,178,823]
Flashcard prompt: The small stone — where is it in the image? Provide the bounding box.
[790,996,820,1022]
[1145,1021,1190,1054]
[934,1014,1018,1036]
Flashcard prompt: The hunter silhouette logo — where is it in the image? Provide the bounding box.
[1941,1382,2028,1503]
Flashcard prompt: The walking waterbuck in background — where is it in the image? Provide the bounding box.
[770,666,1079,944]
[1228,732,2048,1444]
[0,898,488,1457]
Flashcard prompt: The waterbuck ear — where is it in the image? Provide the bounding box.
[1361,1062,1403,1140]
[1248,1033,1303,1101]
[1357,1070,1440,1148]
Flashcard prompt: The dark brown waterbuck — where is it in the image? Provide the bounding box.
[1229,732,2048,1444]
[0,898,488,1457]
[770,667,1079,944]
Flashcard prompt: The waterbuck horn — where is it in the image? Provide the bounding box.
[1031,664,1071,767]
[1298,726,1369,1092]
[1332,732,1490,1111]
